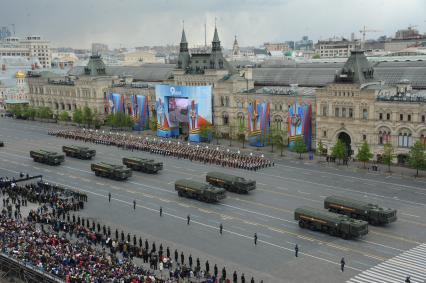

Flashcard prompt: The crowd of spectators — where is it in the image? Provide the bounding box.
[50,129,273,171]
[0,177,260,283]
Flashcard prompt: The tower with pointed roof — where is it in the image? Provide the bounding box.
[177,27,190,70]
[232,35,240,57]
[209,25,225,69]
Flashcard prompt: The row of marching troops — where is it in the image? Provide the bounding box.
[51,129,273,171]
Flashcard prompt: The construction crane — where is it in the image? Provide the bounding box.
[359,26,381,42]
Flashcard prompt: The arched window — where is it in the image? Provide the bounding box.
[397,129,412,148]
[378,128,391,145]
[362,108,368,120]
[322,105,327,116]
[220,96,224,107]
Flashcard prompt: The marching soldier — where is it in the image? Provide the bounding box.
[180,251,184,264]
[139,237,143,248]
[189,254,193,269]
[205,260,210,274]
[115,229,119,240]
[340,257,345,272]
[121,231,125,242]
[196,257,200,270]
[174,249,178,263]
[214,264,218,278]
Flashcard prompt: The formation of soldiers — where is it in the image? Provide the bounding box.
[1,176,260,282]
[50,129,273,171]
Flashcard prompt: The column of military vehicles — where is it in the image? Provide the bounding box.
[294,196,397,239]
[174,172,256,202]
[29,145,163,181]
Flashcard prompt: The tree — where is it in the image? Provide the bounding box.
[331,139,346,165]
[199,124,211,142]
[73,108,83,126]
[356,141,373,168]
[274,130,285,156]
[82,106,94,128]
[408,141,425,177]
[58,111,70,122]
[237,121,246,148]
[294,136,307,159]
[212,125,221,145]
[312,54,321,59]
[24,106,36,120]
[317,140,326,161]
[36,107,53,119]
[382,142,395,172]
[149,117,157,132]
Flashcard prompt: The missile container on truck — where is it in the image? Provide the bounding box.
[175,179,226,203]
[206,171,256,194]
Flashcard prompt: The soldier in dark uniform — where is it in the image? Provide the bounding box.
[166,246,170,258]
[92,221,95,231]
[152,241,156,253]
[187,214,190,225]
[205,260,210,274]
[97,223,101,233]
[139,237,143,248]
[121,231,125,242]
[254,233,257,245]
[115,229,119,240]
[67,214,70,222]
[340,257,345,272]
[127,233,131,243]
[72,214,75,223]
[233,271,238,283]
[180,251,184,265]
[405,276,411,283]
[107,226,111,237]
[108,192,111,203]
[189,254,193,269]
[133,235,136,246]
[220,223,223,235]
[251,277,255,283]
[174,249,178,263]
[222,267,226,279]
[241,274,246,283]
[77,216,80,225]
[214,264,218,278]
[160,206,162,217]
[295,244,299,257]
[102,225,106,235]
[145,239,149,251]
[133,200,136,210]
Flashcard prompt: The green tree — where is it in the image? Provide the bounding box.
[24,106,36,120]
[237,121,246,148]
[317,140,326,161]
[149,117,157,132]
[36,107,53,119]
[408,141,425,177]
[199,124,211,142]
[274,130,285,156]
[294,136,307,159]
[312,54,321,59]
[212,125,221,145]
[58,111,70,122]
[82,106,94,127]
[105,113,115,128]
[73,108,83,126]
[356,141,373,168]
[331,139,346,165]
[382,142,395,172]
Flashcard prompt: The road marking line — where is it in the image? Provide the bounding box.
[400,212,420,218]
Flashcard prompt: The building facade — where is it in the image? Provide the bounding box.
[0,36,51,68]
[316,50,426,162]
[315,38,356,58]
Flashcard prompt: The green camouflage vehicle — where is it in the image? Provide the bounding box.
[62,145,96,160]
[122,157,163,174]
[30,150,65,165]
[91,162,132,180]
[295,206,369,239]
[324,195,397,225]
[206,171,256,194]
[175,179,226,203]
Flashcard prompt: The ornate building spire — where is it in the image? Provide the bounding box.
[177,23,190,70]
[212,24,221,52]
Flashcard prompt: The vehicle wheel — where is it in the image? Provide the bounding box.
[178,191,183,197]
[299,221,305,228]
[95,171,100,176]
[341,233,349,240]
[369,219,377,226]
[309,224,316,231]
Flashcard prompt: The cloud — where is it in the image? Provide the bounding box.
[1,0,425,48]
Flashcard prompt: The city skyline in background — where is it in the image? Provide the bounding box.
[2,0,426,49]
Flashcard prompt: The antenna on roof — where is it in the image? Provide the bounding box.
[204,20,207,47]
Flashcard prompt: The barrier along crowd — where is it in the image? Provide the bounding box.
[49,129,273,171]
[0,176,259,283]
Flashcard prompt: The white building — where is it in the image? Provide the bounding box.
[0,36,51,68]
[315,38,357,58]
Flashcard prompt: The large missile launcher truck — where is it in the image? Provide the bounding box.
[122,157,163,174]
[62,145,96,160]
[324,195,397,225]
[91,162,132,180]
[295,206,369,239]
[206,172,256,194]
[175,179,226,203]
[30,150,65,165]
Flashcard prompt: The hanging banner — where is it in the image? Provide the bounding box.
[130,95,149,131]
[288,103,312,151]
[247,100,270,147]
[106,93,124,114]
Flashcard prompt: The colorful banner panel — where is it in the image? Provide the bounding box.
[130,95,149,131]
[155,84,212,141]
[247,100,270,147]
[288,103,312,151]
[105,92,125,114]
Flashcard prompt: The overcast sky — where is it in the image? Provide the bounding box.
[2,0,426,49]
